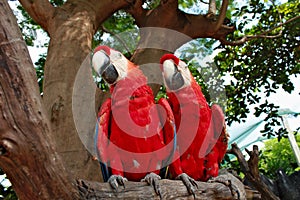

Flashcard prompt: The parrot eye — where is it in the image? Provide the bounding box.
[117,52,123,59]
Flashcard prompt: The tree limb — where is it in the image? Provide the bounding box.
[228,143,280,200]
[208,0,217,15]
[214,0,229,32]
[160,0,178,10]
[220,15,300,46]
[77,178,261,199]
[18,0,55,32]
[125,0,146,26]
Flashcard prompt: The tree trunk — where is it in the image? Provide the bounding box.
[0,0,78,199]
[17,0,131,181]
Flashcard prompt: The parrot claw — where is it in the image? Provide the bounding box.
[208,170,246,200]
[108,175,128,191]
[141,172,162,198]
[176,173,198,197]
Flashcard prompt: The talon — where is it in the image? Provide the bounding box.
[108,175,128,191]
[176,173,198,196]
[209,172,246,200]
[141,172,162,198]
[208,176,230,186]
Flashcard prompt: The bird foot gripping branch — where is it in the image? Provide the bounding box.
[208,169,247,200]
[107,175,128,191]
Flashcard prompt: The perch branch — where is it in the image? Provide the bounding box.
[77,178,261,199]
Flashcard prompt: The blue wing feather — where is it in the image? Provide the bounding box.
[157,98,177,178]
[94,116,111,182]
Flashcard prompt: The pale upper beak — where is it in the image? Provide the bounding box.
[92,50,119,85]
[162,60,184,91]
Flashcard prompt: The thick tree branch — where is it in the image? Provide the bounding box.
[0,1,78,199]
[220,15,300,46]
[77,179,260,199]
[160,0,178,10]
[214,0,229,32]
[126,0,235,44]
[125,0,146,26]
[228,143,279,200]
[18,0,55,32]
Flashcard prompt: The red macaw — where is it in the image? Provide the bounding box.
[91,46,178,196]
[160,54,228,187]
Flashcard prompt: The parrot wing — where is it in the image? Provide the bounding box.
[211,104,228,162]
[157,98,179,178]
[95,97,112,182]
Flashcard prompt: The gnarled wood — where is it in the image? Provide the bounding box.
[228,143,279,200]
[77,179,261,200]
[0,0,78,199]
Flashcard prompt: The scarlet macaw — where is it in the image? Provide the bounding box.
[160,54,228,190]
[92,46,178,196]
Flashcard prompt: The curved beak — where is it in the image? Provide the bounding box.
[92,50,119,84]
[162,60,184,91]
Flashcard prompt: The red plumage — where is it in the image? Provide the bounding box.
[94,47,178,182]
[160,54,229,181]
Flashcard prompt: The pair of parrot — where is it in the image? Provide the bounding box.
[91,45,229,196]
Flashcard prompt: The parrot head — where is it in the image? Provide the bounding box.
[160,54,193,91]
[92,45,132,85]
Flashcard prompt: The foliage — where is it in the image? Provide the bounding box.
[0,169,17,200]
[259,134,300,179]
[35,54,46,94]
[214,1,300,139]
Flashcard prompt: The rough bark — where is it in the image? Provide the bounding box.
[228,143,280,200]
[77,179,261,200]
[0,0,78,199]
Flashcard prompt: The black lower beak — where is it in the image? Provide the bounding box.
[166,72,184,91]
[101,63,118,84]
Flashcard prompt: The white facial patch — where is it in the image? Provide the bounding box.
[177,60,192,84]
[92,50,108,75]
[109,49,128,81]
[162,59,192,91]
